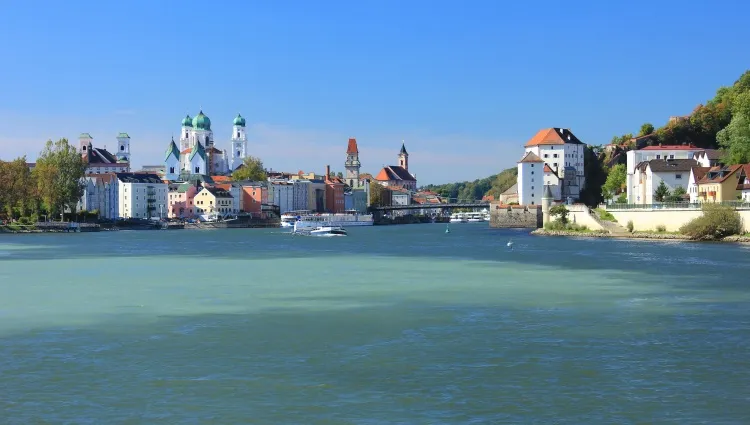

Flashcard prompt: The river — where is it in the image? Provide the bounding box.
[1,224,749,423]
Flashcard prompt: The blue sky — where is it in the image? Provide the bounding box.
[0,0,748,184]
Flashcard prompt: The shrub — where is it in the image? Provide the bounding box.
[626,220,634,233]
[595,208,617,222]
[549,205,569,224]
[656,224,667,233]
[679,204,742,240]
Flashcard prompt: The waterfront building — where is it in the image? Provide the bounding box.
[688,166,711,203]
[625,144,702,203]
[194,186,235,216]
[517,128,585,206]
[739,165,750,202]
[630,159,697,204]
[232,181,268,217]
[269,181,295,214]
[292,180,311,211]
[168,110,248,178]
[375,143,417,191]
[696,164,744,203]
[324,165,346,213]
[77,173,118,219]
[116,173,168,219]
[79,133,131,174]
[168,182,201,218]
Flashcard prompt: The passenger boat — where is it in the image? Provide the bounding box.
[284,210,373,230]
[293,221,348,237]
[449,213,468,223]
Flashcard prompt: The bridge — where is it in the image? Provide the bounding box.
[371,201,490,212]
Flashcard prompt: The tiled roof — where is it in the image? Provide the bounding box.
[501,183,518,195]
[543,164,554,173]
[697,164,743,184]
[690,166,711,182]
[697,149,721,160]
[189,142,207,162]
[375,165,415,182]
[524,128,583,147]
[640,145,699,151]
[202,186,233,198]
[211,175,232,183]
[115,173,163,184]
[347,138,358,154]
[518,151,543,163]
[166,138,180,161]
[359,173,374,181]
[87,147,118,164]
[637,159,697,173]
[181,148,192,154]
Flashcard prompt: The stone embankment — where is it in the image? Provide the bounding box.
[532,229,750,242]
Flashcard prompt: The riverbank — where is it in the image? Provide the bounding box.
[531,228,750,242]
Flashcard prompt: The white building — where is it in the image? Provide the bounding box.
[345,138,363,189]
[77,174,118,219]
[116,173,168,219]
[517,128,586,205]
[292,180,311,211]
[625,145,703,203]
[517,152,544,206]
[630,159,697,204]
[695,149,722,168]
[79,133,131,174]
[269,181,295,214]
[170,110,248,178]
[688,166,711,203]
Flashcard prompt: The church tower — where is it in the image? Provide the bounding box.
[344,138,361,188]
[231,113,247,171]
[116,133,131,163]
[165,137,180,181]
[79,133,93,155]
[179,114,192,151]
[398,141,409,171]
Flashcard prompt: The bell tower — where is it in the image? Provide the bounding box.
[79,133,93,154]
[344,138,361,187]
[116,133,131,163]
[231,113,247,171]
[398,141,408,171]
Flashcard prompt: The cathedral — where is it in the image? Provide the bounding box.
[164,110,247,180]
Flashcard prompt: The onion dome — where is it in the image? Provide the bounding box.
[192,110,211,130]
[181,115,192,127]
[233,113,246,127]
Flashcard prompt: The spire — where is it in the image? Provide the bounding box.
[400,141,407,155]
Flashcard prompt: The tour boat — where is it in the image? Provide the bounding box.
[449,213,468,223]
[286,210,373,230]
[466,212,485,222]
[293,221,347,237]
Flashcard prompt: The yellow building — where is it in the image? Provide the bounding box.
[697,165,743,202]
[194,186,235,215]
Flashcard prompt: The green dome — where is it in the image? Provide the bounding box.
[192,110,211,130]
[233,113,246,127]
[181,115,192,127]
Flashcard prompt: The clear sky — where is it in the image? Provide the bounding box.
[0,0,748,184]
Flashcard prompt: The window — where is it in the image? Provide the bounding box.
[544,154,548,158]
[531,171,534,175]
[676,174,682,179]
[195,167,200,173]
[237,132,240,138]
[169,167,175,173]
[553,154,558,158]
[237,150,240,157]
[120,145,124,151]
[656,155,661,159]
[531,164,534,167]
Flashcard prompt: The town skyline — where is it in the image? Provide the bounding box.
[1,0,749,184]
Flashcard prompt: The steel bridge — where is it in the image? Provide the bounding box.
[371,202,490,212]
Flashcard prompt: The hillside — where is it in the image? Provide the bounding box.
[422,167,517,202]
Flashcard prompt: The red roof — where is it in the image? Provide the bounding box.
[640,145,699,151]
[524,128,583,147]
[346,138,358,154]
[181,148,192,154]
[543,164,554,173]
[518,151,543,163]
[211,176,232,183]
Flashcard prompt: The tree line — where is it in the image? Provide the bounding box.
[0,138,86,222]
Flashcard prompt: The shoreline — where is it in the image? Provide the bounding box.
[530,228,750,243]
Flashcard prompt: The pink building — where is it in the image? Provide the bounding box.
[168,182,201,218]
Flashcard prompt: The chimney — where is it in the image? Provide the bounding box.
[326,165,330,179]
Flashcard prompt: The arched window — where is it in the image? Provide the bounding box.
[237,150,240,157]
[237,132,240,138]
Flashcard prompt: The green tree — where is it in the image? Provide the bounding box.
[0,157,34,219]
[336,171,343,178]
[549,204,569,224]
[717,114,750,164]
[232,156,268,181]
[638,123,655,136]
[601,163,626,200]
[33,139,86,219]
[579,145,607,206]
[666,186,687,202]
[369,181,387,207]
[653,181,671,202]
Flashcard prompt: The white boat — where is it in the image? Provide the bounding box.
[449,213,468,223]
[293,221,347,237]
[290,210,373,230]
[466,212,485,222]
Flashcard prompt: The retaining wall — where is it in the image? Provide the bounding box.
[609,208,750,233]
[489,204,542,228]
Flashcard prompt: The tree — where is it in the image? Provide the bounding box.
[369,181,387,207]
[680,203,742,240]
[717,113,750,164]
[0,157,34,219]
[232,156,268,181]
[638,123,655,136]
[549,204,569,224]
[579,146,607,206]
[653,181,671,202]
[666,186,687,202]
[33,139,86,220]
[336,171,343,178]
[601,163,626,200]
